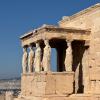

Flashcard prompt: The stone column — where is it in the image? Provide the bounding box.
[82,47,90,93]
[42,40,51,71]
[22,47,28,74]
[64,40,72,71]
[28,45,34,73]
[34,42,41,72]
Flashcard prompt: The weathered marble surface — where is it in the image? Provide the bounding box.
[28,45,34,73]
[42,40,51,71]
[34,43,41,72]
[65,41,72,71]
[22,47,28,74]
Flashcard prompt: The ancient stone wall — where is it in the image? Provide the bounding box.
[21,72,74,97]
[59,6,100,93]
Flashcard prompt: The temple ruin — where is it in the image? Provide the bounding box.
[15,3,100,100]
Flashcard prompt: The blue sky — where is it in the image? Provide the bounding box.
[0,0,99,79]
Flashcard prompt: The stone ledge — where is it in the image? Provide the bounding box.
[15,94,100,100]
[22,71,74,76]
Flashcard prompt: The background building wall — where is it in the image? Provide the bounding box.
[59,6,100,93]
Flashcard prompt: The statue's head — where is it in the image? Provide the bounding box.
[23,46,27,52]
[29,45,33,50]
[36,42,39,48]
[44,39,49,46]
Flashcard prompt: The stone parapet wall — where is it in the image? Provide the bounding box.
[21,72,74,97]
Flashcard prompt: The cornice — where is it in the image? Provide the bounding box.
[59,3,100,25]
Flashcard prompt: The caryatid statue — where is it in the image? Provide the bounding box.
[64,40,72,71]
[22,47,28,74]
[34,42,41,72]
[28,45,34,73]
[42,40,51,71]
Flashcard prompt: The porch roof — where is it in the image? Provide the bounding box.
[20,24,90,47]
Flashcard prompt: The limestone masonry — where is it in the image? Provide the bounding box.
[15,3,100,100]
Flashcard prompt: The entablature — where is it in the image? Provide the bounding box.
[20,25,90,47]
